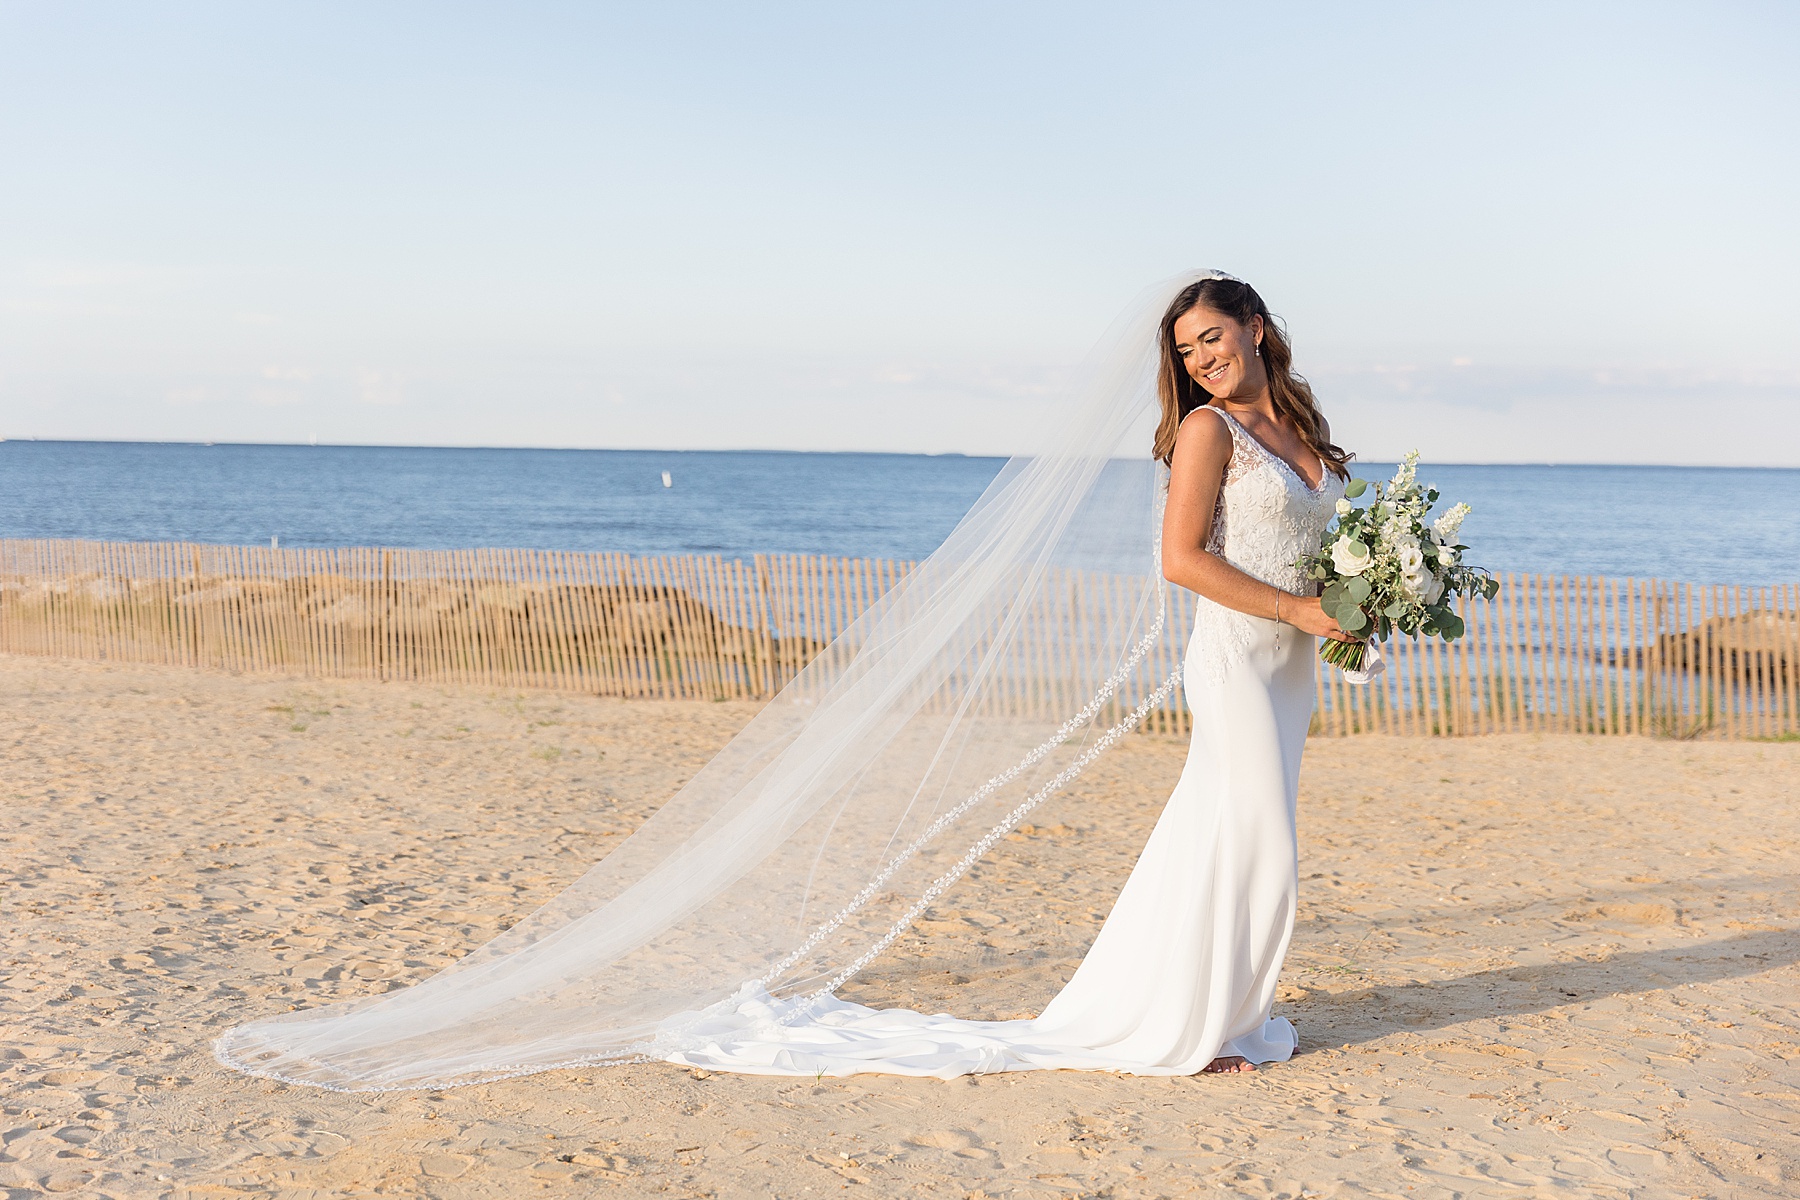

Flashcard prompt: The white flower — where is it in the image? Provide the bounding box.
[1330,537,1372,576]
[1433,502,1471,542]
[1389,450,1420,493]
[1397,544,1424,576]
[1399,562,1440,605]
[1335,498,1352,516]
[1438,545,1460,567]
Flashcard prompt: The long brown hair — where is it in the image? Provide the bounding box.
[1151,276,1352,478]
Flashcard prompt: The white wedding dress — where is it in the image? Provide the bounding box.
[666,406,1345,1078]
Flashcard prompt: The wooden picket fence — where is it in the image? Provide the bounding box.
[0,539,1794,739]
[1316,575,1798,739]
[0,539,910,704]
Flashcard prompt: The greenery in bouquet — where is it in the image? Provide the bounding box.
[1298,451,1498,674]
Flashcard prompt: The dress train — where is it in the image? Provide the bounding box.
[664,615,1313,1078]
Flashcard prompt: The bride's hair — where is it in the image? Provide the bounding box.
[1152,277,1352,479]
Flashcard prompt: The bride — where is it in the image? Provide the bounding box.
[216,271,1357,1090]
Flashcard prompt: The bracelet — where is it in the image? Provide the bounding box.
[1273,590,1283,624]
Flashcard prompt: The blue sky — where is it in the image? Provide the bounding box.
[2,2,1796,463]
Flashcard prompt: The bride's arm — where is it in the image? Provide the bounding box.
[1161,412,1355,643]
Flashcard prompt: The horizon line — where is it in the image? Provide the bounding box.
[1,435,1797,472]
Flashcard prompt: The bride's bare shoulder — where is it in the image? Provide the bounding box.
[1173,405,1233,466]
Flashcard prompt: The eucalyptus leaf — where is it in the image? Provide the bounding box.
[1339,605,1369,633]
[1345,576,1372,604]
[1384,600,1407,619]
[1440,613,1466,639]
[1345,479,1368,498]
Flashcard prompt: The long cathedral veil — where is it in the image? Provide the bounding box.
[215,271,1215,1091]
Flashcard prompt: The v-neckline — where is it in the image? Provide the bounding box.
[1211,406,1328,493]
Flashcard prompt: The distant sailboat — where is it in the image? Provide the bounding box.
[662,471,673,488]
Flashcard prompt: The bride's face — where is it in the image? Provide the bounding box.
[1173,306,1266,400]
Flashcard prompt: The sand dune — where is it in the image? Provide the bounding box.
[2,653,1796,1198]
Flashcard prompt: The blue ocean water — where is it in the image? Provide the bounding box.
[1,440,1794,585]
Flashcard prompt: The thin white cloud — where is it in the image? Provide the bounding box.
[357,370,407,407]
[1316,361,1800,416]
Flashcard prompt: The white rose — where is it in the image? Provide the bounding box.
[1335,498,1352,517]
[1330,537,1372,576]
[1402,567,1439,603]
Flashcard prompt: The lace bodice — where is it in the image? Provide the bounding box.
[1187,406,1345,681]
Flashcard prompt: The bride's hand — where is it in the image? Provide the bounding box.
[1282,595,1361,643]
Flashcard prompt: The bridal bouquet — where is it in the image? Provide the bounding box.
[1299,451,1497,678]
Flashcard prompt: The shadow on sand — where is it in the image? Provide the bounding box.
[1297,926,1799,1047]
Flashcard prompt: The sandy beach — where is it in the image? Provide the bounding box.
[2,653,1796,1199]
